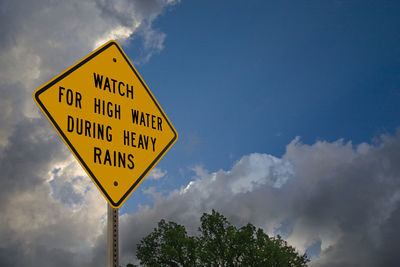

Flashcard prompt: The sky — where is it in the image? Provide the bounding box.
[0,0,400,266]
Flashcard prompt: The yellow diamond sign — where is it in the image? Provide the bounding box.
[34,40,178,208]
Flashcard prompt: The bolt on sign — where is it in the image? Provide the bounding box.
[34,40,178,208]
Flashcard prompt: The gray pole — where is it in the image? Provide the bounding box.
[107,204,119,267]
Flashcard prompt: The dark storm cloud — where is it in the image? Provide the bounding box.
[0,116,105,267]
[0,117,65,204]
[299,135,400,266]
[0,0,179,266]
[1,0,399,266]
[114,133,400,266]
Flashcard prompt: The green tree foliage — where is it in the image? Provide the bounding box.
[136,219,197,267]
[135,210,309,267]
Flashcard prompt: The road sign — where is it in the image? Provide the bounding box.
[34,40,178,208]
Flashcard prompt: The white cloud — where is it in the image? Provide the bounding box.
[115,132,400,267]
[94,26,135,49]
[147,167,167,180]
[230,153,294,193]
[1,1,400,266]
[0,0,180,266]
[0,0,176,129]
[0,123,106,266]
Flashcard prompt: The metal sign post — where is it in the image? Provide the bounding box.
[33,40,177,266]
[107,204,119,267]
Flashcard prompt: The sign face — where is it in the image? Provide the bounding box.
[34,40,177,208]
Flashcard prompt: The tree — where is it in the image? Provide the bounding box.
[135,210,309,267]
[136,219,197,267]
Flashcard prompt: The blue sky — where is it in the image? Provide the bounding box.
[124,0,400,211]
[1,0,400,266]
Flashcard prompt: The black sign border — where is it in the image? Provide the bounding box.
[34,41,177,207]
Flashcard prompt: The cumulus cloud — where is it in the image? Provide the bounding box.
[0,0,179,266]
[147,167,167,180]
[115,133,400,266]
[0,117,106,266]
[0,0,177,130]
[1,1,400,267]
